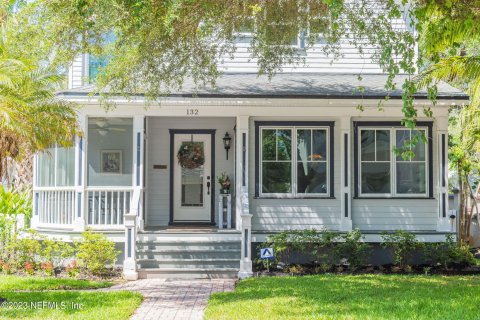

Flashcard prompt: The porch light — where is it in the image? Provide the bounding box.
[223,132,232,160]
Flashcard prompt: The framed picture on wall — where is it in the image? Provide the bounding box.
[101,150,122,174]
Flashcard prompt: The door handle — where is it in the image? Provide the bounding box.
[207,181,211,195]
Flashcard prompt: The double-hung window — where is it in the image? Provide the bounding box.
[256,122,333,197]
[357,123,431,198]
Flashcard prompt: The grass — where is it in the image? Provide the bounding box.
[0,275,143,319]
[0,275,113,291]
[204,274,480,320]
[0,291,143,319]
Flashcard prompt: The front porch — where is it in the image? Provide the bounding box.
[31,114,253,279]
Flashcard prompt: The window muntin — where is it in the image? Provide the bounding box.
[260,126,329,197]
[359,127,428,197]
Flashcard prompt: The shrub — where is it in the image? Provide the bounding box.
[263,231,292,266]
[2,261,12,274]
[264,229,341,268]
[41,238,74,269]
[381,230,423,268]
[24,261,35,275]
[66,259,80,278]
[334,229,371,271]
[41,261,54,276]
[12,231,42,268]
[424,234,475,269]
[75,229,120,276]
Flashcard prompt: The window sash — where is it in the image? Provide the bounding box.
[358,127,428,197]
[260,126,329,197]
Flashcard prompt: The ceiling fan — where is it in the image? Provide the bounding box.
[92,118,127,136]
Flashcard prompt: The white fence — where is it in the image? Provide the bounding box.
[37,188,76,225]
[86,188,132,226]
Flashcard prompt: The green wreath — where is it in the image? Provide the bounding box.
[177,142,205,169]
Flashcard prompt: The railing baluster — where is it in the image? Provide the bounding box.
[94,191,97,224]
[116,192,120,224]
[110,191,114,224]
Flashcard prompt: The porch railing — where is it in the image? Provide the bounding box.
[86,188,133,226]
[37,188,76,225]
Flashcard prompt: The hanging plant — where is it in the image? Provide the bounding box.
[177,142,205,169]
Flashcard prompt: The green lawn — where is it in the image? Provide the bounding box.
[0,275,143,320]
[0,275,113,291]
[205,274,480,320]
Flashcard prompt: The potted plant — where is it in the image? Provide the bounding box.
[217,172,231,194]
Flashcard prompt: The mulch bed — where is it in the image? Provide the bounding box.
[254,263,480,276]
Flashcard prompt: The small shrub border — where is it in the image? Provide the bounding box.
[0,229,121,279]
[256,229,478,275]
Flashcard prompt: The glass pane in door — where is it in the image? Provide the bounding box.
[179,141,205,207]
[181,167,204,207]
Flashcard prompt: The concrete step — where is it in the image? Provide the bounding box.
[137,232,241,243]
[138,268,239,279]
[137,258,240,269]
[137,249,240,260]
[136,242,241,251]
[135,232,241,279]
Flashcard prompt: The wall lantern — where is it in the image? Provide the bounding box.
[223,132,232,160]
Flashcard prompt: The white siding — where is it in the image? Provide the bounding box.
[70,17,411,86]
[68,54,86,89]
[219,18,409,74]
[351,199,438,231]
[145,117,236,226]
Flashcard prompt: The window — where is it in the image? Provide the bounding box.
[256,122,333,197]
[88,55,108,82]
[235,18,304,49]
[36,145,75,187]
[357,125,430,197]
[87,117,133,187]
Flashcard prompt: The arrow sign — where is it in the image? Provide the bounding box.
[260,247,274,259]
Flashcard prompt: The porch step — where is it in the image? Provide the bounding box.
[136,233,241,279]
[137,249,240,260]
[138,268,239,279]
[137,258,240,269]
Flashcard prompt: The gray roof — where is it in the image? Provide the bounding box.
[58,73,468,100]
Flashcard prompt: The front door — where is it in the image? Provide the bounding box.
[173,134,212,222]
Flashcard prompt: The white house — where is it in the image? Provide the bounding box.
[31,18,468,279]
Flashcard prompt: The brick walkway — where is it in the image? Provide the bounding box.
[105,279,236,320]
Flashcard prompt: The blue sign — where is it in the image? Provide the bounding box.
[260,247,274,259]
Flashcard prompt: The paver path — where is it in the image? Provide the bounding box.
[104,279,236,320]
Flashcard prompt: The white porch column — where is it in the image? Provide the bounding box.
[73,115,87,231]
[235,115,253,279]
[339,117,353,231]
[436,117,451,231]
[133,115,145,230]
[31,154,39,229]
[123,213,138,280]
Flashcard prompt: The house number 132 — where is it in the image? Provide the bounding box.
[187,109,199,115]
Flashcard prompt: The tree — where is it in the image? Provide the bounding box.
[0,3,80,185]
[17,0,420,123]
[413,0,480,242]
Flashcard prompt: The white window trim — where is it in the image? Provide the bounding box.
[358,127,429,198]
[259,126,330,198]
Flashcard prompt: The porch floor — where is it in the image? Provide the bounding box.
[141,226,240,234]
